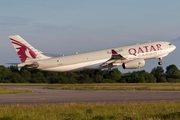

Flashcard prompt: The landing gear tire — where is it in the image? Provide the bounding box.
[109,71,114,75]
[103,74,109,78]
[158,58,163,65]
[89,70,99,78]
[158,62,162,65]
[89,73,95,78]
[94,70,99,74]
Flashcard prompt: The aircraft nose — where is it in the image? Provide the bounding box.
[173,45,176,50]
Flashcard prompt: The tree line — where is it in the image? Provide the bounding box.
[0,64,179,83]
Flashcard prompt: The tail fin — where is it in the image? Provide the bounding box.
[9,35,50,63]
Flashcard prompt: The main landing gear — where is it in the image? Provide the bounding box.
[89,70,99,78]
[89,64,114,78]
[103,64,114,78]
[158,58,163,65]
[108,64,113,75]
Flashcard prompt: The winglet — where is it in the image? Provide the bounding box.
[111,49,118,54]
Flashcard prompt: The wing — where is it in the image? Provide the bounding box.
[101,49,126,67]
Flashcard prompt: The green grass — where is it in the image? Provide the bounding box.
[45,84,180,90]
[0,88,35,94]
[0,101,180,120]
[1,83,180,90]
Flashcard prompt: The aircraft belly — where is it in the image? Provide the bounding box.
[41,58,108,72]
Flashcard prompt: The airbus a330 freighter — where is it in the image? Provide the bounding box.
[9,35,176,74]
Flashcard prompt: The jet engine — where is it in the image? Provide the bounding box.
[122,58,145,69]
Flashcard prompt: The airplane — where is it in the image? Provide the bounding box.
[9,35,176,75]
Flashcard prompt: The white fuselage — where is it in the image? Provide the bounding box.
[32,41,175,72]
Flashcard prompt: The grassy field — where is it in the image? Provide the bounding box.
[0,101,180,120]
[1,83,180,90]
[44,84,180,90]
[0,88,35,94]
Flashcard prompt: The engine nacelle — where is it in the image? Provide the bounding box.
[122,58,145,69]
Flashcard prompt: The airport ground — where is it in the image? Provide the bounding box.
[0,84,180,104]
[0,84,180,119]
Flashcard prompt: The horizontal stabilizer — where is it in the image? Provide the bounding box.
[24,62,39,68]
[17,62,39,68]
[6,63,20,65]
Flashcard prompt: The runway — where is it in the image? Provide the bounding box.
[0,85,180,104]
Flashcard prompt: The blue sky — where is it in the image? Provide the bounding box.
[0,0,180,73]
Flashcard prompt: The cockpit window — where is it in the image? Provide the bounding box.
[169,44,172,45]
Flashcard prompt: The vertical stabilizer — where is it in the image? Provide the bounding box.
[9,35,50,63]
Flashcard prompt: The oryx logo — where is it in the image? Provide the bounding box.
[10,38,37,63]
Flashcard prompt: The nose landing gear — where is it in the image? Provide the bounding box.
[158,58,163,65]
